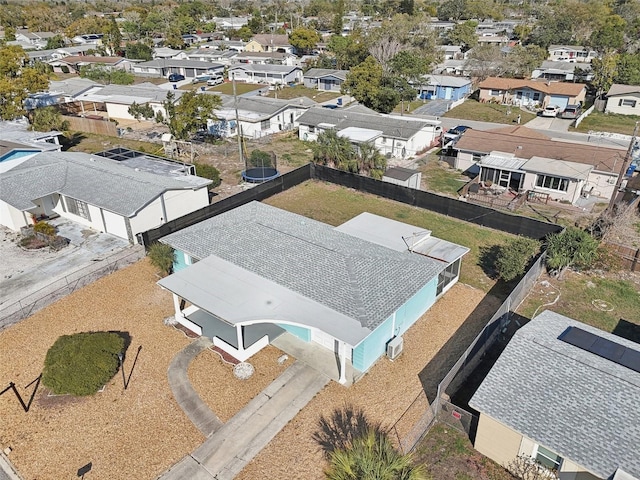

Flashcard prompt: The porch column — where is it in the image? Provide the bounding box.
[338,341,347,384]
[172,293,183,321]
[236,324,245,352]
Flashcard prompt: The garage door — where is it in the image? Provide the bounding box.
[311,329,336,352]
[549,95,569,110]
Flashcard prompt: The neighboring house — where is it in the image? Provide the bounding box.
[213,17,250,30]
[26,78,103,110]
[532,61,593,82]
[453,127,625,202]
[15,29,56,47]
[133,59,224,79]
[416,75,472,101]
[228,64,302,85]
[245,34,294,54]
[199,40,247,52]
[548,44,598,63]
[0,119,63,173]
[49,56,133,74]
[605,84,640,115]
[478,77,587,109]
[73,83,185,121]
[207,94,316,139]
[303,68,349,92]
[297,106,442,159]
[158,201,468,383]
[71,34,103,45]
[437,45,464,60]
[0,151,211,243]
[476,34,510,46]
[152,47,187,59]
[233,51,297,66]
[431,59,470,76]
[186,48,238,64]
[470,310,640,480]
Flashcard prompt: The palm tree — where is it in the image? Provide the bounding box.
[357,142,387,179]
[312,129,358,173]
[325,428,428,480]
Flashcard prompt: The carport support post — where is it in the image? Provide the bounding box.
[172,294,183,322]
[338,341,347,384]
[236,324,245,353]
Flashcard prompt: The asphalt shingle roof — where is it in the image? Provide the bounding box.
[161,201,444,331]
[469,310,640,479]
[0,152,207,216]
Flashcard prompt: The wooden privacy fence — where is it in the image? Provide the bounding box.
[63,115,118,136]
[604,241,640,272]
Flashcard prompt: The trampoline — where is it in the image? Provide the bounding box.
[242,167,280,183]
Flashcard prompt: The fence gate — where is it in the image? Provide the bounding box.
[437,400,477,437]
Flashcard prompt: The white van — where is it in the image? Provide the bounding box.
[207,75,224,86]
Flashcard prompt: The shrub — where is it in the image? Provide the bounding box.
[42,332,125,396]
[194,162,221,188]
[495,237,541,282]
[545,226,599,275]
[33,220,56,237]
[248,149,273,168]
[148,242,175,275]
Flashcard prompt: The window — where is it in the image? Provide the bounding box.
[437,258,461,296]
[261,119,270,130]
[619,99,637,108]
[308,126,316,133]
[536,175,569,192]
[490,89,501,96]
[65,197,91,220]
[535,445,562,471]
[472,153,482,162]
[533,92,540,101]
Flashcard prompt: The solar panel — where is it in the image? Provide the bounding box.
[559,326,640,374]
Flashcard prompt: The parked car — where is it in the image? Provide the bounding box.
[560,104,582,119]
[207,75,224,86]
[168,73,185,82]
[541,105,560,117]
[443,125,472,141]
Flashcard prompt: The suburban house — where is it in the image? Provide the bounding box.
[470,310,640,480]
[213,16,250,30]
[133,59,224,79]
[73,83,185,121]
[15,29,56,48]
[548,45,598,63]
[228,64,302,85]
[0,151,211,243]
[298,106,442,159]
[158,201,468,384]
[605,84,640,115]
[0,119,63,173]
[245,34,294,54]
[26,78,102,110]
[532,61,593,82]
[233,51,297,66]
[416,75,472,101]
[432,59,471,76]
[49,56,133,74]
[71,33,103,45]
[186,48,238,65]
[303,68,349,92]
[453,127,625,203]
[207,94,316,139]
[478,77,586,110]
[437,45,464,60]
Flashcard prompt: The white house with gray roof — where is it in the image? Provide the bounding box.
[0,119,63,173]
[133,59,224,79]
[303,68,349,92]
[297,107,442,159]
[207,94,316,139]
[470,310,640,480]
[158,202,468,384]
[0,152,211,243]
[228,64,302,85]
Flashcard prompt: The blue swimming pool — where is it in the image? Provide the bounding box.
[0,149,40,162]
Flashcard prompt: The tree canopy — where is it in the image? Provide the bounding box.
[0,45,49,121]
[157,91,222,141]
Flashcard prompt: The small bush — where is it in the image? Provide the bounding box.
[33,220,56,237]
[148,242,175,275]
[194,162,221,188]
[42,332,125,396]
[495,237,541,282]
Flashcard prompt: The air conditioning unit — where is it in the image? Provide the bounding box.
[387,336,404,360]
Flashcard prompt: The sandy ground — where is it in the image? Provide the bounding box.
[236,283,499,480]
[0,260,200,480]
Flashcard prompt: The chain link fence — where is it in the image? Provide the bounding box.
[390,390,436,454]
[0,246,144,331]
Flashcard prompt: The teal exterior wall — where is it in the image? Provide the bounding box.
[278,323,311,342]
[352,277,438,372]
[173,249,189,272]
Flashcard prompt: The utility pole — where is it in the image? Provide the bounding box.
[232,72,243,167]
[605,121,639,216]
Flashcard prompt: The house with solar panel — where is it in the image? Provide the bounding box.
[157,201,469,385]
[469,310,640,480]
[0,150,211,243]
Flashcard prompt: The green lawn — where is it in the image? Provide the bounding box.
[444,100,536,124]
[571,110,640,135]
[517,271,640,332]
[61,132,164,155]
[392,99,426,115]
[206,82,266,95]
[413,424,515,480]
[420,151,469,197]
[263,180,517,292]
[264,85,341,103]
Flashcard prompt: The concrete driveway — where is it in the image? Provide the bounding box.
[414,99,451,117]
[524,115,573,132]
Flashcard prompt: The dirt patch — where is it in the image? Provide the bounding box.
[236,283,496,480]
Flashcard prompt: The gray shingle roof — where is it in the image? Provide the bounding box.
[297,107,439,140]
[161,201,443,332]
[469,310,640,479]
[0,152,209,216]
[304,68,349,80]
[228,64,300,74]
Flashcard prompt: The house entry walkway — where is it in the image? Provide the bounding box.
[160,341,329,480]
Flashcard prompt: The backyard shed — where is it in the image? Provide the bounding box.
[382,167,422,189]
[158,202,468,384]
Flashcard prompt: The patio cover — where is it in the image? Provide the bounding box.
[158,254,373,347]
[522,156,592,180]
